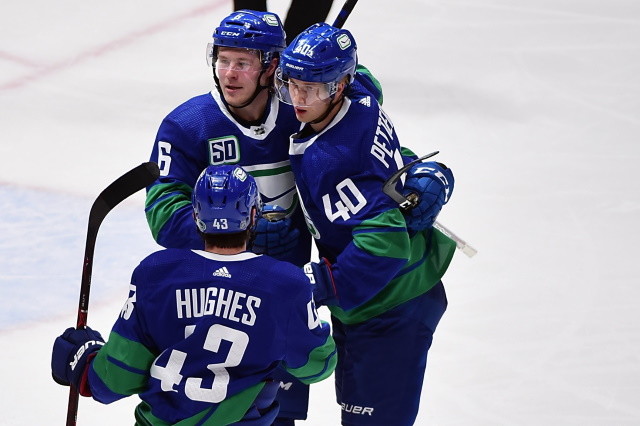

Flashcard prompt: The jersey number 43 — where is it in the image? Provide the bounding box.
[150,324,248,403]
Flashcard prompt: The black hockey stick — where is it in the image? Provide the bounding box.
[382,151,439,209]
[382,152,477,257]
[332,0,359,28]
[66,161,160,426]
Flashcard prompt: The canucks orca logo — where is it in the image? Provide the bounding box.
[337,34,351,50]
[233,167,247,182]
[264,14,279,26]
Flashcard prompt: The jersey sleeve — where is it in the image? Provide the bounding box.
[145,114,208,249]
[87,265,157,404]
[281,273,337,385]
[401,146,418,163]
[329,208,410,312]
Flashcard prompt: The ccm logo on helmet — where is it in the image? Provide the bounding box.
[221,31,240,37]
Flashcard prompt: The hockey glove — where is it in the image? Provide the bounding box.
[252,205,300,260]
[402,162,454,231]
[303,258,338,307]
[52,326,104,393]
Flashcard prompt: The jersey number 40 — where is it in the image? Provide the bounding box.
[323,178,367,222]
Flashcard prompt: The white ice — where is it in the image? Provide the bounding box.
[1,0,639,424]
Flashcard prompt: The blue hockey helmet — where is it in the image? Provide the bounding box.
[208,10,286,68]
[192,165,262,234]
[277,22,357,84]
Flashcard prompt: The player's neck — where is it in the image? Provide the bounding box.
[205,244,247,255]
[229,89,269,123]
[310,96,344,133]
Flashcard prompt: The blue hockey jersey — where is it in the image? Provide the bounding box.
[289,89,456,324]
[86,249,336,425]
[145,90,311,266]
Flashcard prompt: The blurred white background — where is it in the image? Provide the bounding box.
[1,0,639,424]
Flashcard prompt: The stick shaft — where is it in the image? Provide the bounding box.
[332,0,359,28]
[65,162,159,425]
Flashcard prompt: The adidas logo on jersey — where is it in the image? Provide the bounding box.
[213,267,232,278]
[359,96,371,107]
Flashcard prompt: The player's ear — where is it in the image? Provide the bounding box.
[336,76,349,98]
[249,206,258,228]
[269,57,278,72]
[263,57,278,81]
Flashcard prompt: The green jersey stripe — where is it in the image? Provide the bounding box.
[92,332,156,395]
[247,164,292,178]
[330,229,456,324]
[284,334,338,384]
[134,383,266,425]
[353,209,410,259]
[145,182,193,239]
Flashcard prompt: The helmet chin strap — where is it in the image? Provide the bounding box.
[213,68,270,110]
[310,93,344,125]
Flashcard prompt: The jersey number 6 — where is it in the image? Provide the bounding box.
[157,141,172,177]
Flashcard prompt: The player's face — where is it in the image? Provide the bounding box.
[288,78,333,123]
[215,48,263,105]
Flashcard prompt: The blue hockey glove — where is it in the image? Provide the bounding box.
[402,162,454,231]
[252,205,300,260]
[52,326,105,391]
[303,258,338,306]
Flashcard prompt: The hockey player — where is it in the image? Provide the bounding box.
[144,10,311,266]
[275,23,457,425]
[51,165,337,425]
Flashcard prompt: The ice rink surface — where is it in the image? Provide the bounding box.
[1,0,639,424]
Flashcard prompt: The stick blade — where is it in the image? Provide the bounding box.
[382,151,439,207]
[88,162,160,228]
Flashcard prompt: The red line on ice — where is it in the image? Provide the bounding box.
[0,1,226,91]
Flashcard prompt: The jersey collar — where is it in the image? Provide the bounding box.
[192,250,260,261]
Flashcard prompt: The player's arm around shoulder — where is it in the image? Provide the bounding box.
[273,261,337,385]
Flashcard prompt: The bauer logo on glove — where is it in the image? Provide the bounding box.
[51,326,105,389]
